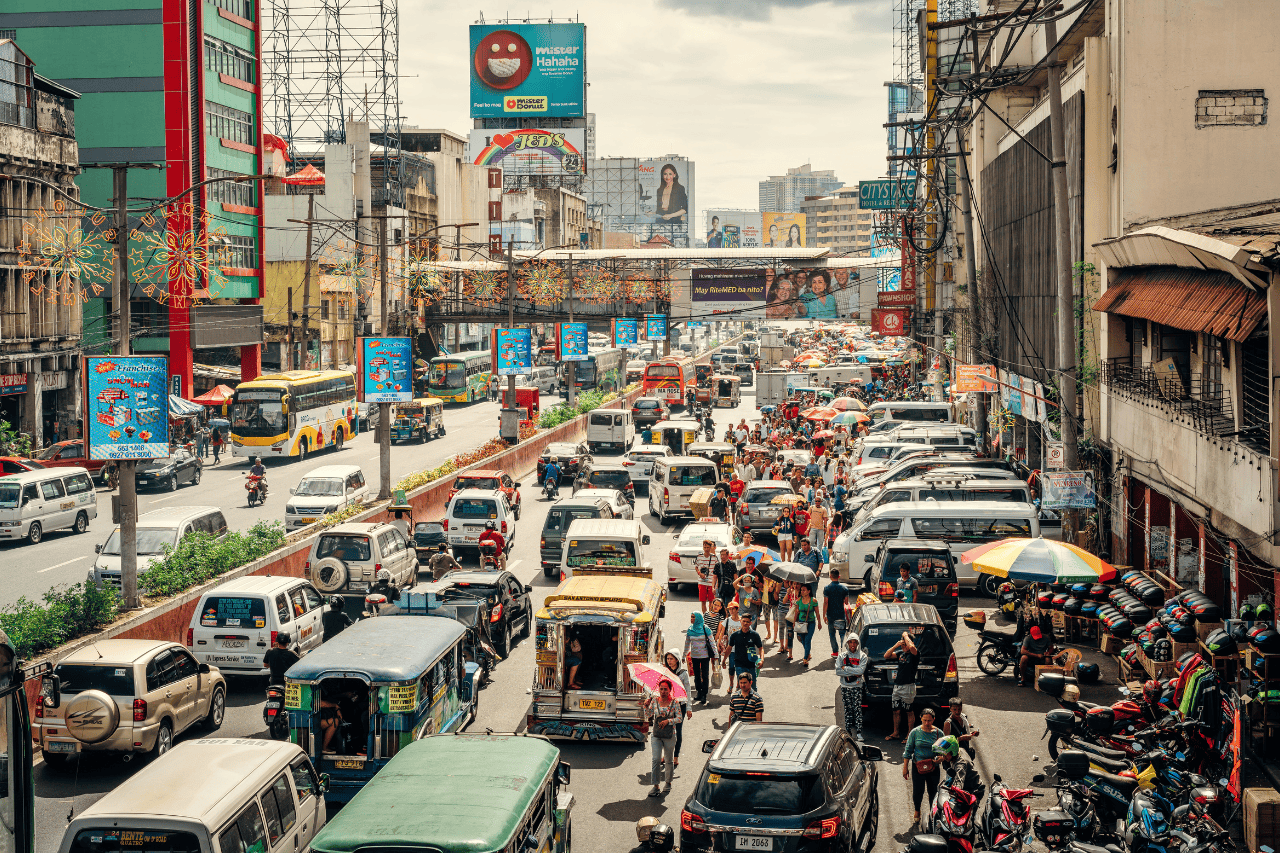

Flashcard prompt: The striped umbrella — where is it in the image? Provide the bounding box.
[960,537,1117,584]
[733,545,780,565]
[832,411,870,426]
[830,396,867,412]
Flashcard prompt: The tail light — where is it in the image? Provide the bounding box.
[185,628,193,648]
[945,653,958,682]
[663,488,670,504]
[803,817,840,839]
[490,603,504,622]
[947,582,959,597]
[35,699,43,718]
[681,810,707,833]
[622,460,635,466]
[374,563,382,576]
[878,581,895,599]
[133,698,147,722]
[270,630,278,649]
[304,560,311,574]
[540,537,546,549]
[560,570,566,582]
[669,552,681,564]
[501,520,508,534]
[741,505,750,517]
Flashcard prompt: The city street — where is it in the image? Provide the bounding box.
[31,385,1120,853]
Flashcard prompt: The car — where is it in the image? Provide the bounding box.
[134,446,202,491]
[667,521,742,592]
[736,479,796,533]
[849,601,958,710]
[776,448,813,470]
[36,639,226,765]
[444,488,519,560]
[864,538,960,633]
[447,468,523,518]
[35,439,110,485]
[572,461,635,505]
[680,721,882,853]
[285,464,370,530]
[306,521,420,596]
[631,396,669,426]
[732,362,754,387]
[426,569,534,656]
[538,441,592,484]
[0,456,45,475]
[573,487,634,520]
[412,520,450,561]
[622,444,674,491]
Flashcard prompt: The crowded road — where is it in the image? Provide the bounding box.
[31,381,1119,853]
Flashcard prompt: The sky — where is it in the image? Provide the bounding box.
[399,0,895,218]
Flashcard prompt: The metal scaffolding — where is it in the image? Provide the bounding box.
[583,157,695,248]
[894,0,977,86]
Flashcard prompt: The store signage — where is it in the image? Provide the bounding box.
[858,179,917,210]
[871,308,907,335]
[84,357,169,459]
[901,238,917,291]
[0,373,28,396]
[359,337,413,403]
[1040,471,1096,509]
[878,290,916,307]
[41,371,67,390]
[557,322,588,362]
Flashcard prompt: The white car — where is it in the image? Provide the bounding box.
[444,488,518,559]
[622,445,674,489]
[573,488,634,520]
[666,521,743,592]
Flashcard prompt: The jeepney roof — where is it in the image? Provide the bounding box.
[285,616,464,683]
[538,575,661,620]
[309,734,559,853]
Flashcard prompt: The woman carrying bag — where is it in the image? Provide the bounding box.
[793,584,822,666]
[663,650,694,768]
[902,707,943,825]
[683,613,716,704]
[643,678,684,798]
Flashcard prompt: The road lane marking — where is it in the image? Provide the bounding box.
[506,559,522,573]
[149,493,186,504]
[39,556,86,573]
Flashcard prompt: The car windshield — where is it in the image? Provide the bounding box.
[442,581,499,599]
[677,531,729,548]
[295,478,344,497]
[0,482,19,507]
[69,829,201,853]
[670,466,716,487]
[100,527,178,556]
[455,476,500,491]
[452,498,499,519]
[37,444,73,460]
[316,534,372,561]
[635,400,659,409]
[697,772,826,815]
[546,444,578,456]
[861,624,951,660]
[198,596,267,628]
[544,509,601,533]
[885,551,953,579]
[429,363,467,390]
[743,486,792,504]
[53,663,135,696]
[587,470,631,489]
[230,390,286,437]
[566,539,638,568]
[414,522,445,535]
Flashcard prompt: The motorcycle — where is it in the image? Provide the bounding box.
[246,473,268,507]
[542,475,560,501]
[479,540,501,571]
[704,421,716,442]
[924,776,984,853]
[975,621,1023,677]
[980,774,1039,851]
[263,682,289,740]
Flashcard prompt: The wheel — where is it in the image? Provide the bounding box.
[1048,733,1071,760]
[73,511,88,534]
[544,564,557,579]
[496,620,512,657]
[167,474,178,492]
[856,785,879,853]
[976,643,1010,676]
[26,522,41,545]
[189,467,201,487]
[248,492,257,508]
[204,687,225,731]
[270,714,290,740]
[862,570,873,592]
[298,439,309,462]
[979,574,1000,597]
[334,430,344,451]
[520,604,532,638]
[150,721,173,760]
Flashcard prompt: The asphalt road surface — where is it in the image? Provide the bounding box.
[32,384,1123,853]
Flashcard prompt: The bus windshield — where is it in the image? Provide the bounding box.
[429,362,466,390]
[230,389,286,437]
[645,365,680,378]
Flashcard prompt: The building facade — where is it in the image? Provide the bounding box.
[798,188,875,256]
[758,164,843,213]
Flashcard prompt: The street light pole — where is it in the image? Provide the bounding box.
[377,216,392,500]
[111,166,139,610]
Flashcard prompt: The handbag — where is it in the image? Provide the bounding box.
[655,716,676,739]
[914,758,938,775]
[711,661,723,690]
[795,620,810,634]
[785,602,798,624]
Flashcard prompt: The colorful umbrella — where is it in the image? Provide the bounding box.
[626,662,688,698]
[832,411,870,426]
[960,537,1117,584]
[817,390,835,401]
[812,429,835,439]
[734,545,780,565]
[830,396,859,411]
[802,407,839,421]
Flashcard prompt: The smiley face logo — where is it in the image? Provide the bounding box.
[474,30,533,90]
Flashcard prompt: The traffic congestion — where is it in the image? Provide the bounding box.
[11,321,1242,853]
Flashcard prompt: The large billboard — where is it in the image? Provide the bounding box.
[638,159,692,229]
[762,212,806,248]
[584,157,695,248]
[84,356,169,459]
[704,210,762,248]
[468,128,586,176]
[492,328,533,376]
[764,268,845,321]
[469,23,586,118]
[690,268,766,318]
[360,337,413,402]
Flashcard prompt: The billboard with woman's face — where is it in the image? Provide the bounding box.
[762,212,806,248]
[764,267,853,320]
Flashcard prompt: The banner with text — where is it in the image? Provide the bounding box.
[360,337,414,402]
[1041,471,1097,510]
[691,268,766,317]
[955,364,997,393]
[644,314,667,340]
[492,328,533,376]
[877,290,916,307]
[871,307,908,336]
[468,128,586,175]
[612,318,638,348]
[469,23,585,117]
[557,322,588,361]
[85,356,170,459]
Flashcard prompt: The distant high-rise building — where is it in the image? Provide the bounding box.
[798,188,875,256]
[759,164,843,213]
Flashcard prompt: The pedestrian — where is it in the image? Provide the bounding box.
[760,572,779,643]
[793,583,821,666]
[885,631,921,740]
[736,573,763,627]
[694,539,718,614]
[774,506,796,562]
[726,613,762,688]
[708,487,729,525]
[896,564,919,603]
[794,536,823,578]
[792,503,810,548]
[943,696,979,760]
[727,670,763,724]
[663,650,694,768]
[643,679,681,797]
[195,421,208,459]
[836,633,868,738]
[683,613,716,704]
[715,547,738,609]
[210,426,223,463]
[902,707,943,826]
[808,498,828,551]
[823,568,851,657]
[779,581,798,660]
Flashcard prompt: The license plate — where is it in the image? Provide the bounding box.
[46,741,76,754]
[300,517,316,524]
[579,699,607,711]
[334,759,364,770]
[265,701,281,710]
[921,585,937,595]
[349,582,368,592]
[221,640,246,649]
[735,836,773,850]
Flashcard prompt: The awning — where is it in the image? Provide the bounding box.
[1091,266,1267,343]
[191,384,235,405]
[169,395,205,417]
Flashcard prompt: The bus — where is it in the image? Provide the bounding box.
[571,347,626,392]
[428,351,491,404]
[641,355,695,406]
[229,370,356,460]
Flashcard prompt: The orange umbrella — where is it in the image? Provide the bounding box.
[830,396,858,411]
[802,406,838,421]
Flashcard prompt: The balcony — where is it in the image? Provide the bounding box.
[1101,357,1234,438]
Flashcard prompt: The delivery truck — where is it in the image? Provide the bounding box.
[810,365,874,387]
[756,371,810,409]
[759,344,795,371]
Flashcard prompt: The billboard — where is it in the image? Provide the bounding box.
[704,210,762,248]
[638,159,692,228]
[557,322,588,361]
[763,268,846,321]
[1041,471,1097,510]
[871,308,908,335]
[612,318,638,348]
[85,356,169,459]
[492,328,533,376]
[469,23,586,118]
[468,128,586,176]
[858,178,918,210]
[644,314,667,340]
[955,364,998,393]
[762,212,806,248]
[690,268,766,318]
[360,337,413,402]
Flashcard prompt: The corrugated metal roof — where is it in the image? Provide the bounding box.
[1092,266,1267,342]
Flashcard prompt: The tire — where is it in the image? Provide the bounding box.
[976,643,1010,676]
[312,557,349,593]
[167,474,178,492]
[42,751,75,770]
[26,522,41,545]
[856,786,880,853]
[298,439,309,462]
[334,430,344,452]
[270,715,290,740]
[497,620,512,658]
[73,511,89,534]
[204,687,225,731]
[1048,733,1071,760]
[520,603,532,638]
[544,564,557,579]
[862,570,873,592]
[514,502,521,521]
[979,574,1000,597]
[189,467,201,487]
[248,492,257,508]
[150,721,173,761]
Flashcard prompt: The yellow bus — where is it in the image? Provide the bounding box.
[229,370,357,460]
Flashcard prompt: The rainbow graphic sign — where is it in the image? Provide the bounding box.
[468,128,586,176]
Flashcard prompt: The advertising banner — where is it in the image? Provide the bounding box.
[84,356,170,459]
[901,238,917,291]
[858,178,918,210]
[765,268,845,321]
[871,308,907,335]
[762,212,806,248]
[0,373,27,396]
[644,314,667,341]
[557,322,588,361]
[360,337,413,402]
[704,210,762,248]
[1041,471,1097,510]
[691,268,766,317]
[469,23,585,118]
[491,328,533,376]
[612,318,638,348]
[955,364,997,393]
[877,290,916,307]
[638,159,692,228]
[468,128,585,176]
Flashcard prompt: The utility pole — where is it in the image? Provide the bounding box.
[565,254,576,408]
[301,193,314,370]
[110,166,139,610]
[956,142,989,446]
[286,286,295,370]
[376,216,391,500]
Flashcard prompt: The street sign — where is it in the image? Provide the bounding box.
[1047,442,1065,470]
[878,290,916,307]
[859,179,917,210]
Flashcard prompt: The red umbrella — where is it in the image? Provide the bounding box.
[282,164,325,185]
[802,406,838,421]
[191,384,235,405]
[812,429,835,439]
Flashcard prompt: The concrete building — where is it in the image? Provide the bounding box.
[798,188,875,256]
[0,41,82,444]
[758,164,843,213]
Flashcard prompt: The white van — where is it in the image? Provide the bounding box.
[445,488,518,557]
[187,576,328,675]
[866,401,956,432]
[0,466,97,545]
[284,464,370,530]
[830,500,1040,593]
[852,476,1035,525]
[648,456,719,525]
[89,506,228,591]
[561,517,653,579]
[526,365,559,394]
[57,739,326,853]
[587,409,635,455]
[811,365,873,386]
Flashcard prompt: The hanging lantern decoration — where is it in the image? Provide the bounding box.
[405,244,446,305]
[993,406,1017,432]
[463,268,507,306]
[323,248,379,304]
[18,198,116,304]
[576,266,621,304]
[624,274,660,304]
[129,202,229,307]
[517,260,568,305]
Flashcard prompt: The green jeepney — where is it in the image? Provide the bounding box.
[390,397,445,443]
[309,733,574,853]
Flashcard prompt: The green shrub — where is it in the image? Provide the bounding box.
[139,520,287,598]
[0,583,119,659]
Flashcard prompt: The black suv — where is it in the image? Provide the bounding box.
[572,462,635,505]
[864,538,960,634]
[426,570,533,657]
[849,602,958,711]
[538,496,615,577]
[681,722,882,853]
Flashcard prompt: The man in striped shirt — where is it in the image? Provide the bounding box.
[728,671,763,723]
[694,540,718,615]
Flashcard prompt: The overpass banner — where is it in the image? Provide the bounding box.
[690,268,766,318]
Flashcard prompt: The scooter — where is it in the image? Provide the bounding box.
[479,540,501,572]
[543,476,560,501]
[924,776,984,853]
[975,621,1023,677]
[246,473,268,507]
[263,683,289,740]
[980,774,1039,851]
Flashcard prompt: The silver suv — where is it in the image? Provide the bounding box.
[736,479,796,533]
[307,522,419,596]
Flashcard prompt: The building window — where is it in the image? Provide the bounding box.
[211,0,253,21]
[321,299,330,320]
[206,167,256,208]
[222,234,256,270]
[1203,334,1224,396]
[205,101,254,146]
[204,35,255,84]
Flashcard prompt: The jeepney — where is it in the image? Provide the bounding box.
[686,441,736,479]
[390,397,445,443]
[648,418,701,456]
[713,374,742,408]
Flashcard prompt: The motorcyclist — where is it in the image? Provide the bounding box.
[933,734,983,799]
[429,548,462,580]
[322,596,353,642]
[370,568,401,603]
[262,632,300,684]
[543,457,562,495]
[477,520,507,570]
[247,456,268,498]
[702,409,715,437]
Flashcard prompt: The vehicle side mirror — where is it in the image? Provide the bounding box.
[859,744,883,761]
[557,760,572,785]
[199,663,211,674]
[525,584,534,594]
[95,544,103,554]
[864,554,874,563]
[317,773,330,794]
[643,535,651,545]
[514,482,522,489]
[40,674,61,709]
[702,739,719,754]
[289,488,297,495]
[1173,804,1191,823]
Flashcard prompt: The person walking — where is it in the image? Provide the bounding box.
[195,421,209,459]
[902,707,943,826]
[726,614,762,688]
[663,650,694,769]
[774,508,796,562]
[727,671,763,724]
[779,581,798,660]
[943,696,979,760]
[683,613,716,705]
[736,574,763,629]
[704,597,727,658]
[715,547,738,609]
[794,537,823,580]
[885,631,921,740]
[808,499,828,551]
[836,633,868,737]
[793,584,821,666]
[643,679,682,797]
[823,568,851,657]
[708,487,729,525]
[760,573,779,644]
[694,540,718,614]
[210,426,223,464]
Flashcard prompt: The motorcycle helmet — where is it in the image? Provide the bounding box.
[1142,679,1163,706]
[1052,593,1069,610]
[485,520,497,531]
[1081,601,1100,618]
[1108,618,1134,639]
[1258,601,1275,622]
[1084,707,1115,736]
[932,735,960,760]
[1152,638,1173,662]
[376,569,391,582]
[1071,583,1091,596]
[1064,597,1083,615]
[1176,651,1201,673]
[1203,628,1237,655]
[1169,622,1198,642]
[1061,683,1081,703]
[648,824,675,853]
[1253,628,1280,654]
[1145,623,1168,641]
[1189,786,1220,817]
[1239,603,1257,621]
[907,836,951,853]
[1090,584,1110,601]
[636,817,660,844]
[329,596,344,610]
[1075,662,1100,684]
[1038,591,1055,608]
[1051,583,1069,595]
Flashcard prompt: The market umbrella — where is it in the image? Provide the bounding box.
[832,411,870,426]
[817,390,835,401]
[767,561,818,585]
[282,163,325,185]
[759,405,776,413]
[770,494,806,507]
[829,396,859,411]
[626,662,688,699]
[960,537,1117,584]
[811,429,835,440]
[191,384,235,405]
[802,407,839,421]
[734,545,780,565]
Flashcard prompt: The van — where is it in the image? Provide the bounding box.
[539,496,615,577]
[852,475,1033,524]
[526,365,559,393]
[187,576,328,675]
[586,409,635,454]
[444,488,518,558]
[647,455,719,525]
[0,466,97,545]
[866,400,956,432]
[58,739,326,853]
[829,500,1040,593]
[560,517,653,580]
[89,506,228,591]
[284,464,370,530]
[888,425,978,447]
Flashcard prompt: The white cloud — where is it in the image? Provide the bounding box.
[399,0,893,217]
